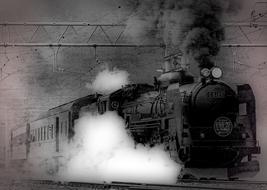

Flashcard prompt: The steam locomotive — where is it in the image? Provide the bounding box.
[10,54,260,178]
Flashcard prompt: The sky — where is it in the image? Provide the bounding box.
[0,0,266,180]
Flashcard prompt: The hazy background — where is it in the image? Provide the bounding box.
[0,0,266,180]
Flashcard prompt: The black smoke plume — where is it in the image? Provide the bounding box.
[127,0,240,69]
[177,0,225,69]
[161,0,225,69]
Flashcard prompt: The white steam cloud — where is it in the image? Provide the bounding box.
[24,68,180,184]
[86,68,130,94]
[60,112,181,184]
[70,67,180,183]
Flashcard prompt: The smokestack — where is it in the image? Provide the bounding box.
[163,60,172,72]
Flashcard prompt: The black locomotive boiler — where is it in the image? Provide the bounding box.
[106,57,260,178]
[10,55,260,178]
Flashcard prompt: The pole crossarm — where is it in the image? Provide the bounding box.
[0,43,266,48]
[0,22,128,45]
[0,22,126,27]
[0,22,266,47]
[1,21,267,27]
[221,43,267,47]
[0,43,165,48]
[223,22,267,27]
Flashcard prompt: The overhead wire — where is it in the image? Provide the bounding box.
[0,2,266,84]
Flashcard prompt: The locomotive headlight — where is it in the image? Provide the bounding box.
[200,68,211,78]
[211,67,223,79]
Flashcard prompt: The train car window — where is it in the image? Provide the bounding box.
[101,103,104,113]
[44,127,46,141]
[29,130,32,142]
[41,127,44,141]
[98,102,101,113]
[40,127,42,141]
[44,127,46,140]
[98,100,107,114]
[43,126,46,141]
[47,126,49,140]
[30,130,33,142]
[30,130,32,142]
[32,130,35,142]
[103,101,107,112]
[42,127,45,140]
[65,121,68,136]
[125,115,130,128]
[63,121,65,135]
[46,126,48,140]
[51,124,54,139]
[61,122,63,135]
[48,125,50,139]
[35,129,37,141]
[38,128,40,141]
[56,117,59,152]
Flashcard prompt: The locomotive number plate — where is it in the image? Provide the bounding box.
[213,116,233,137]
[207,91,225,98]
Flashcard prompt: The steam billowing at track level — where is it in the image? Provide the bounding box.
[9,67,181,184]
[60,112,181,184]
[62,68,180,184]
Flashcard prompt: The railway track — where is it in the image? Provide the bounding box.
[179,179,267,190]
[181,178,267,185]
[1,179,267,190]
